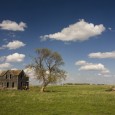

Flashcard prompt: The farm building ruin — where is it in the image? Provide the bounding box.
[0,70,29,90]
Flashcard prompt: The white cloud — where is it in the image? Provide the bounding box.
[0,63,12,69]
[75,60,87,65]
[11,68,18,70]
[0,40,26,50]
[5,40,26,50]
[0,20,27,31]
[98,73,115,78]
[46,70,50,75]
[6,53,25,62]
[0,53,25,70]
[24,68,36,78]
[75,60,110,74]
[89,51,115,59]
[79,63,108,72]
[40,19,105,42]
[108,27,112,31]
[100,69,110,74]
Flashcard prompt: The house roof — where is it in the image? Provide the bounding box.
[0,70,22,77]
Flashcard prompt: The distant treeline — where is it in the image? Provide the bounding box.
[64,83,105,85]
[64,83,90,85]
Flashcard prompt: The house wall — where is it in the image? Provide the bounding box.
[0,72,18,89]
[18,71,29,90]
[0,70,29,90]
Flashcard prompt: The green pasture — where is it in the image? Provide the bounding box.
[0,85,115,115]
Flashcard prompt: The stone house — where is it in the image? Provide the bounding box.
[0,70,29,90]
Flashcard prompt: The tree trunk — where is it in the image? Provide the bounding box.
[40,86,46,92]
[40,82,49,92]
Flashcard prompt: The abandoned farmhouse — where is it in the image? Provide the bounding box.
[0,70,29,90]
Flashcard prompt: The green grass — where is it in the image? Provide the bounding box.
[0,85,115,115]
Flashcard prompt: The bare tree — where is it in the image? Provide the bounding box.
[28,48,66,92]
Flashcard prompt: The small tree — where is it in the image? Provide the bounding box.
[29,48,66,92]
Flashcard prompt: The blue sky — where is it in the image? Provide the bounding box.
[0,0,115,85]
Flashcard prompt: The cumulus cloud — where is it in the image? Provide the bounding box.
[75,60,87,65]
[11,68,18,70]
[98,73,115,78]
[40,19,105,42]
[24,68,36,78]
[0,63,12,69]
[108,27,112,31]
[0,20,27,31]
[79,63,108,72]
[0,40,26,50]
[75,60,110,74]
[89,51,115,59]
[0,53,25,70]
[6,53,25,62]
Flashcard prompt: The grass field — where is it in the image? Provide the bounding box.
[0,85,115,115]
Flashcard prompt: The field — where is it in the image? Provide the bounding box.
[0,85,115,115]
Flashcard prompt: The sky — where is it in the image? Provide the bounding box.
[0,0,115,85]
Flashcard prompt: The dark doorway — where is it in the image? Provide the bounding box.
[21,82,23,87]
[6,75,8,79]
[7,82,9,88]
[2,83,3,87]
[20,82,23,90]
[12,82,14,88]
[10,74,12,79]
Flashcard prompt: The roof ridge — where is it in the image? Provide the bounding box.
[0,70,23,77]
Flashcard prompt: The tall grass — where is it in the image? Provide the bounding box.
[0,85,115,115]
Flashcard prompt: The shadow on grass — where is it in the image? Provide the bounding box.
[105,87,115,92]
[43,90,67,93]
